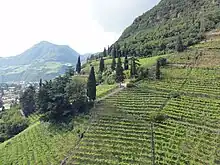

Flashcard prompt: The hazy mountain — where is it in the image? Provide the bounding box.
[0,41,81,82]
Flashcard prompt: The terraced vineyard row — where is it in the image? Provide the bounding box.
[67,60,220,164]
[0,116,89,165]
[67,89,171,165]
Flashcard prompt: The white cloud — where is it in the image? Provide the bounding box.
[0,0,159,57]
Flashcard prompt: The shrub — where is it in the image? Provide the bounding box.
[150,112,168,123]
[126,82,136,88]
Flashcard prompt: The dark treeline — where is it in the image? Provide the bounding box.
[20,66,96,122]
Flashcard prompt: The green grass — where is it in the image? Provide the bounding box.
[96,84,118,99]
[82,55,169,74]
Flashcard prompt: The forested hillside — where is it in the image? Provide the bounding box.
[115,0,220,56]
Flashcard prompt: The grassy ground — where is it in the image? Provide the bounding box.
[82,55,168,74]
[96,84,118,99]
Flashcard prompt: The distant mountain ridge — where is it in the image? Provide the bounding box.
[0,41,82,82]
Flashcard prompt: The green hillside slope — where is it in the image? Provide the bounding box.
[116,0,220,56]
[66,39,220,164]
[1,37,220,164]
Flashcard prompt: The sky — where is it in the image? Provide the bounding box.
[0,0,160,57]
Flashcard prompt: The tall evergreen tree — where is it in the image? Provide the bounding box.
[111,56,116,71]
[87,66,96,101]
[39,78,42,89]
[156,60,161,79]
[115,56,124,83]
[103,48,107,57]
[130,57,140,78]
[76,56,81,74]
[124,55,129,70]
[176,36,184,52]
[99,57,105,73]
[111,46,116,58]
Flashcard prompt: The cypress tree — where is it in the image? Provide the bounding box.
[76,56,81,74]
[115,56,124,83]
[111,56,116,71]
[130,57,140,78]
[124,55,129,70]
[39,78,42,89]
[176,36,184,52]
[156,60,161,80]
[107,45,111,55]
[103,48,107,57]
[87,66,96,101]
[111,46,116,58]
[99,57,105,73]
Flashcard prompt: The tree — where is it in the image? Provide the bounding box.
[99,57,105,73]
[111,46,116,58]
[65,79,88,114]
[156,60,161,79]
[111,56,116,71]
[124,55,129,70]
[130,57,140,78]
[36,81,51,113]
[176,36,184,52]
[87,66,96,101]
[115,56,124,83]
[66,66,75,77]
[39,78,42,89]
[76,56,81,74]
[103,48,107,57]
[20,85,36,116]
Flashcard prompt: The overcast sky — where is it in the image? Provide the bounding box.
[0,0,160,57]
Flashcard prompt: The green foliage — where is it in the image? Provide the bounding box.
[156,60,161,80]
[116,0,220,56]
[76,56,81,74]
[126,82,136,88]
[138,67,149,80]
[65,79,88,114]
[124,55,129,70]
[20,85,36,116]
[103,48,107,57]
[99,57,105,73]
[157,57,168,66]
[176,36,184,52]
[150,112,167,123]
[0,107,28,142]
[111,56,116,71]
[87,66,96,101]
[130,57,140,78]
[115,56,124,83]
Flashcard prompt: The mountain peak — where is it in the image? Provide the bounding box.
[0,41,81,82]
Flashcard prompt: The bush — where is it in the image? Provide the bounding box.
[105,72,116,85]
[126,82,136,88]
[0,107,28,142]
[158,57,168,66]
[150,112,168,123]
[170,92,181,98]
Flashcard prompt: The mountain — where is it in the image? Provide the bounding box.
[115,0,220,56]
[0,41,80,82]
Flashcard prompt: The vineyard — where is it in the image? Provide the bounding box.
[1,39,220,164]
